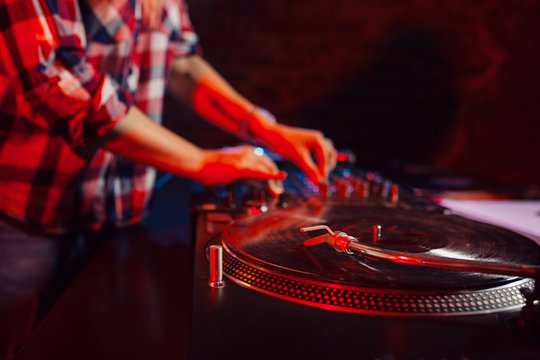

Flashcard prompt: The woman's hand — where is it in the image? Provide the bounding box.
[195,145,286,196]
[250,115,338,184]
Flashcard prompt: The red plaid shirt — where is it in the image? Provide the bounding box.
[0,0,199,233]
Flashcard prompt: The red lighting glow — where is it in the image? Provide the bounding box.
[337,152,348,162]
[249,206,263,215]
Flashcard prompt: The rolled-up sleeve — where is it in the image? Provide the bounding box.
[8,0,132,148]
[171,0,201,58]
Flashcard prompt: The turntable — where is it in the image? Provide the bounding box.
[190,168,540,359]
[220,202,539,316]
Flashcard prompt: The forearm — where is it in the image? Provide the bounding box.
[168,54,268,139]
[168,54,251,110]
[99,106,205,178]
[98,105,285,190]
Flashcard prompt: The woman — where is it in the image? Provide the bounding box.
[0,1,336,357]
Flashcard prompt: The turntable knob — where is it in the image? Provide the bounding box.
[381,180,392,197]
[373,180,383,198]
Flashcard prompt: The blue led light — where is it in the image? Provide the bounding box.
[254,147,265,156]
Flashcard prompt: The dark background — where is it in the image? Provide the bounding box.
[164,0,540,188]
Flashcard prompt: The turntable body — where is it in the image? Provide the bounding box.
[191,171,540,359]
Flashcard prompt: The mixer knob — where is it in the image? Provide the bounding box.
[318,181,330,198]
[226,185,235,208]
[373,180,383,197]
[357,180,368,198]
[381,180,392,198]
[333,177,350,197]
[254,188,266,203]
[349,176,368,198]
[391,184,399,204]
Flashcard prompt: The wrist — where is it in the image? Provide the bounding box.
[189,148,216,185]
[179,146,207,179]
[240,106,279,145]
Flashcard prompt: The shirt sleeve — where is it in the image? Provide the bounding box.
[0,55,9,105]
[171,0,201,57]
[6,0,133,148]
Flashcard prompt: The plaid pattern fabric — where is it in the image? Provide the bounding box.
[0,0,199,233]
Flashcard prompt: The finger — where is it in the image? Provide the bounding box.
[296,150,321,184]
[243,168,287,181]
[257,153,280,172]
[245,177,285,196]
[254,158,286,180]
[251,151,285,196]
[267,179,285,197]
[244,148,281,172]
[311,139,327,180]
[325,138,338,174]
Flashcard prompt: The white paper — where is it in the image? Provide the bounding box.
[438,199,540,244]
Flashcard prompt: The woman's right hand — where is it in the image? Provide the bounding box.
[195,145,286,196]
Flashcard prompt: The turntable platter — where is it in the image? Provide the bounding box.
[219,203,540,315]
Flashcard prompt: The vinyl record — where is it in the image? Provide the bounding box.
[218,203,540,315]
